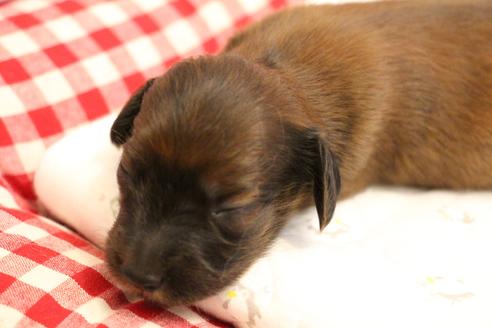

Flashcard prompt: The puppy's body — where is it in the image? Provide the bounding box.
[107,1,492,305]
[227,0,492,196]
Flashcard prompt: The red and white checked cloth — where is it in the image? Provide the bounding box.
[0,207,230,327]
[0,0,302,326]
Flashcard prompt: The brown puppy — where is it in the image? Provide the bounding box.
[106,0,492,306]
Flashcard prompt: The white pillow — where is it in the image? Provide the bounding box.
[35,115,121,248]
[35,114,492,328]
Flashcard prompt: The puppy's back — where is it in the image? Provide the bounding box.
[226,1,492,193]
[371,1,492,189]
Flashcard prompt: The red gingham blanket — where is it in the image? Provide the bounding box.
[0,0,301,326]
[0,207,229,327]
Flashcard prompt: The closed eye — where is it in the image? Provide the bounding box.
[211,207,241,217]
[211,188,259,216]
[210,199,261,218]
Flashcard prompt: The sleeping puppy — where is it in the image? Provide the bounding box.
[106,0,492,306]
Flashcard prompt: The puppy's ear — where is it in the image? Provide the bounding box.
[110,78,155,145]
[312,136,341,231]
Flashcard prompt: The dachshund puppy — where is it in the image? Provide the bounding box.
[106,0,492,306]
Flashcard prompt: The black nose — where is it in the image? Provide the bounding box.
[122,267,163,291]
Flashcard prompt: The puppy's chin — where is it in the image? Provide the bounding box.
[118,281,144,302]
[110,273,176,307]
[142,290,176,307]
[105,262,161,305]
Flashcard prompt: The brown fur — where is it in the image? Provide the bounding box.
[106,0,492,306]
[226,0,492,195]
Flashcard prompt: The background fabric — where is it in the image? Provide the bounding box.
[0,0,300,209]
[0,0,302,326]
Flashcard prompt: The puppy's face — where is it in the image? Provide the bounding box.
[106,55,340,305]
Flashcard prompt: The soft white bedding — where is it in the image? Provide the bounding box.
[35,114,492,328]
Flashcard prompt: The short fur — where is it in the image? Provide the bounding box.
[106,0,492,305]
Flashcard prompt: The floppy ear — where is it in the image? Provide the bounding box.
[110,78,155,145]
[312,136,341,231]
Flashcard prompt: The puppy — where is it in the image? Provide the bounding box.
[106,0,492,306]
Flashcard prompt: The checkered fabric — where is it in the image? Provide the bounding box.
[0,207,230,328]
[0,0,302,326]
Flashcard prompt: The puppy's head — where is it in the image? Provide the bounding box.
[106,55,340,305]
